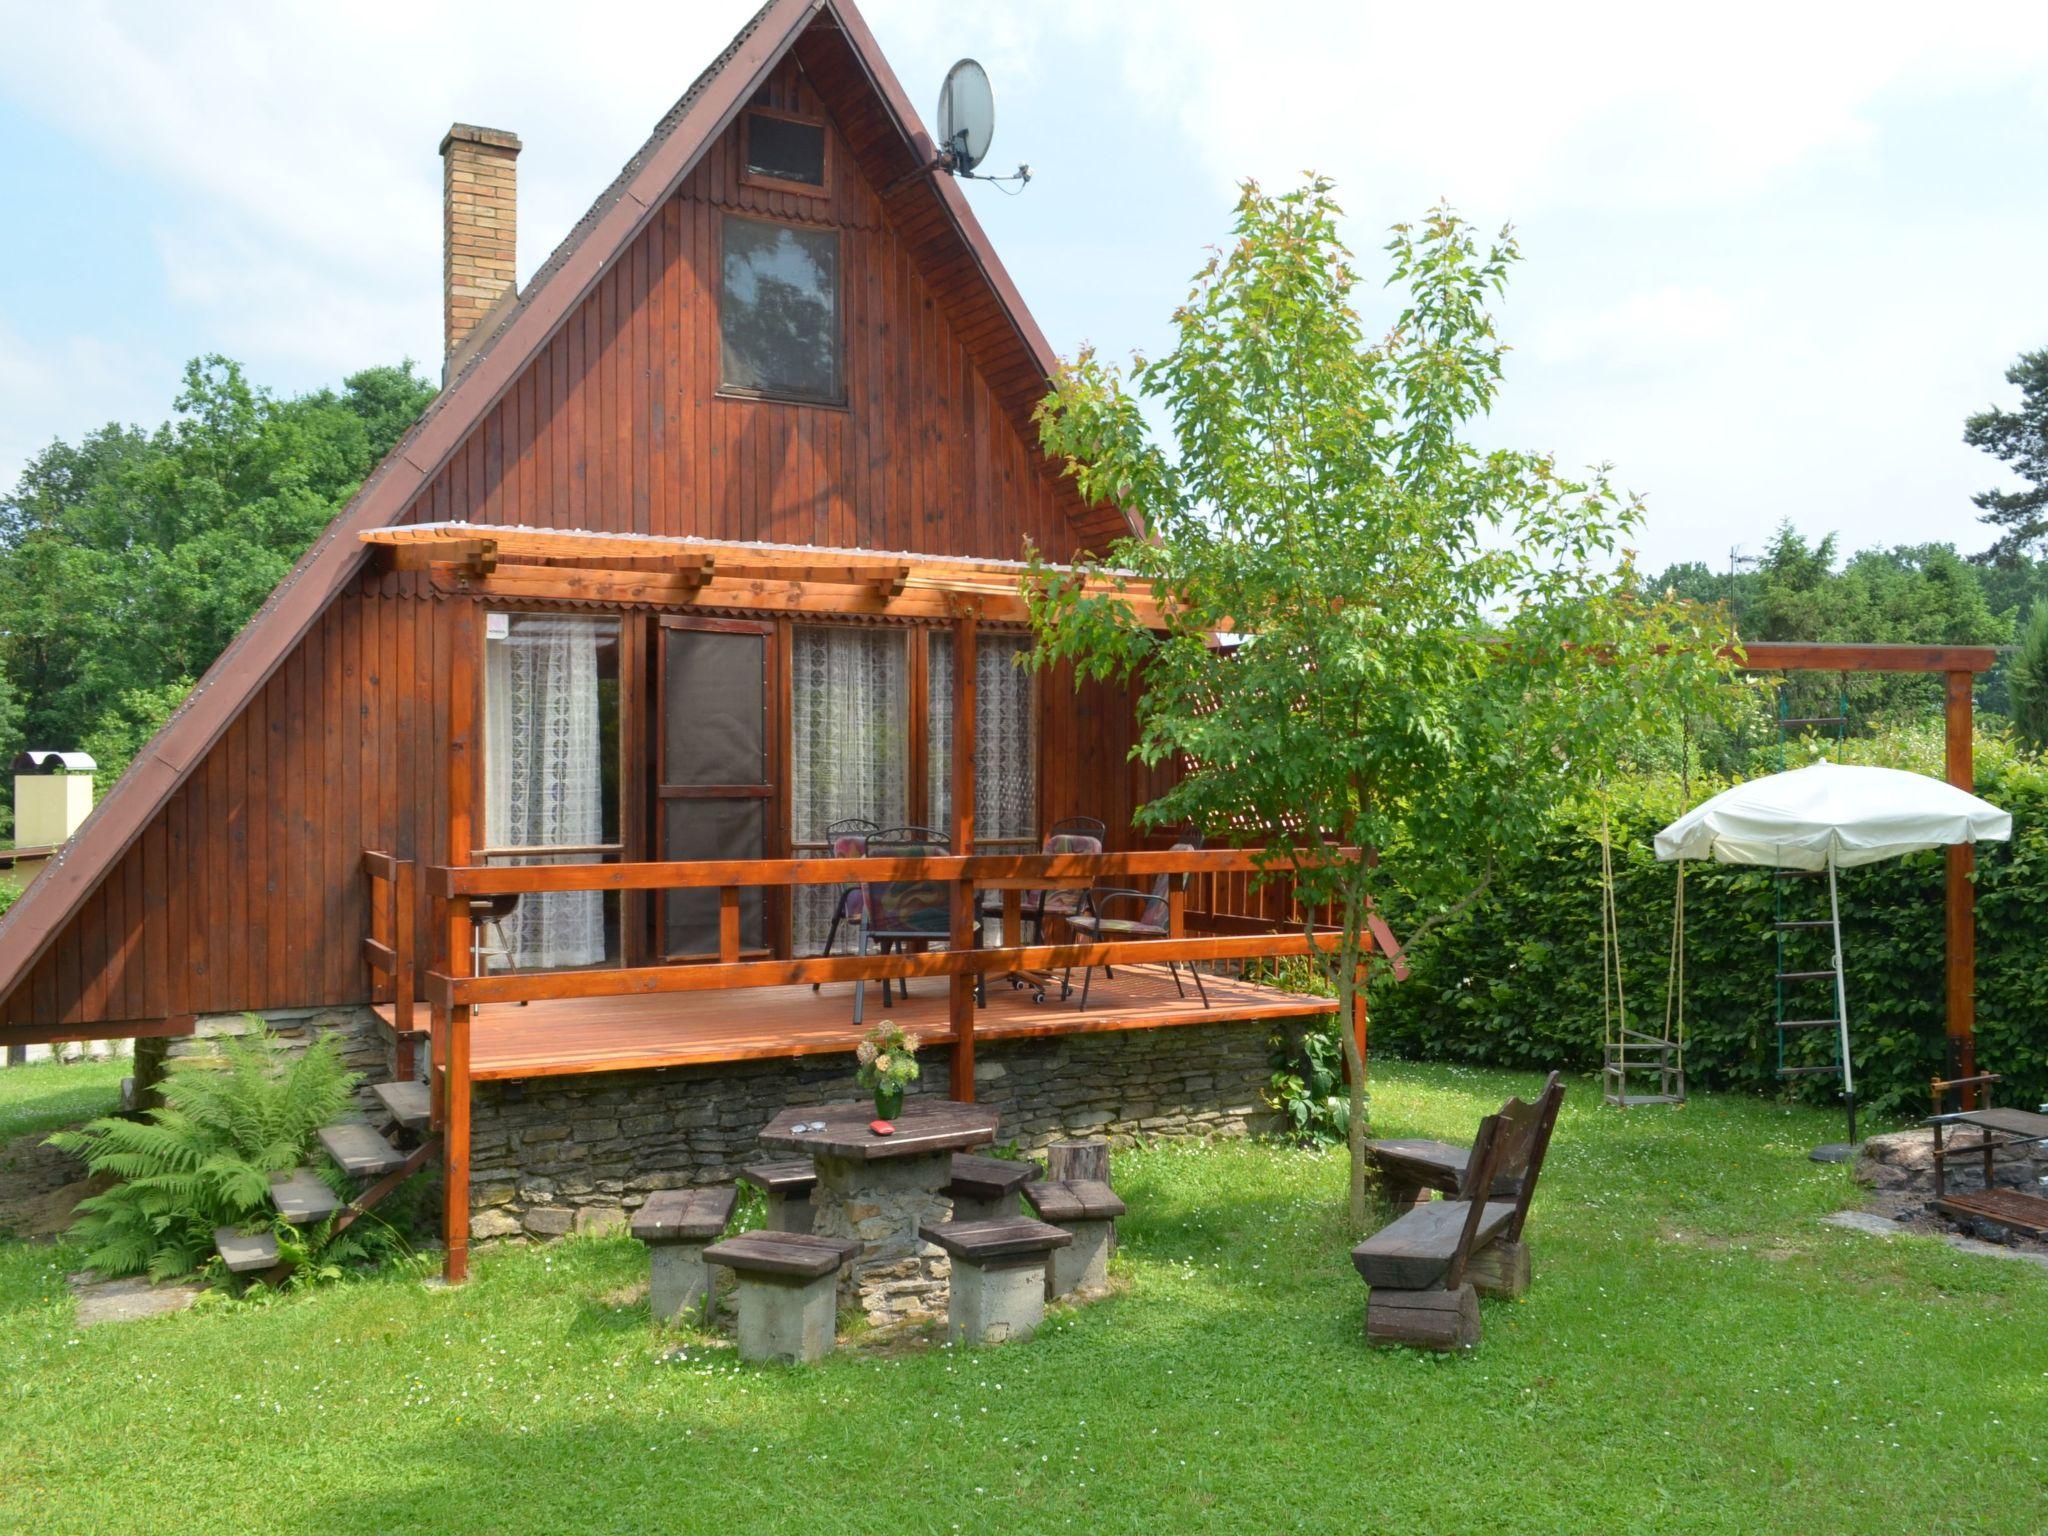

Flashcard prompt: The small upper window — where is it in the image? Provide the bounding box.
[744,111,827,191]
[720,215,842,404]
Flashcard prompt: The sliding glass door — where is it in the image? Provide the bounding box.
[928,630,1038,849]
[481,612,621,970]
[788,625,911,953]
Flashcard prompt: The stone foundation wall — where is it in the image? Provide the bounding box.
[469,1018,1290,1243]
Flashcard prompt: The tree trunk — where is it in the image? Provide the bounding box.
[1330,881,1373,1228]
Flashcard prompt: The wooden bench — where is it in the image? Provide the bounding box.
[738,1159,818,1234]
[946,1153,1043,1222]
[1022,1178,1127,1299]
[630,1186,736,1324]
[919,1216,1072,1345]
[1367,1137,1470,1209]
[701,1231,862,1363]
[1352,1073,1564,1350]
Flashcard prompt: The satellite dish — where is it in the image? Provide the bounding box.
[936,58,994,174]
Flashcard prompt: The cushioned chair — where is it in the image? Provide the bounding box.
[977,820,1107,949]
[852,831,983,1024]
[1061,841,1208,1011]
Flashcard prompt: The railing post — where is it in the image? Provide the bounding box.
[718,886,741,964]
[949,606,978,1102]
[393,857,417,1072]
[441,598,478,1284]
[442,1002,472,1285]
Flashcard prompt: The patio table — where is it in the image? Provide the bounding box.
[758,1098,1000,1325]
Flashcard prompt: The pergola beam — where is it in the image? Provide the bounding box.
[1737,639,1994,1087]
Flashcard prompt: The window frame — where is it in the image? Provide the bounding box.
[716,211,847,409]
[739,105,832,200]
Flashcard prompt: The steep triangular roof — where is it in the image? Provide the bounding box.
[0,0,1128,1018]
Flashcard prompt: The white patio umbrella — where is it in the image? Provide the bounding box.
[1653,761,2011,1147]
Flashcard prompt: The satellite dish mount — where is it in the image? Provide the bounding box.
[933,58,1031,189]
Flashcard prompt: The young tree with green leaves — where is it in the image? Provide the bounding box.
[1025,181,1740,1222]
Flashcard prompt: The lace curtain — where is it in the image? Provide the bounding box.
[790,626,911,952]
[483,614,607,970]
[928,632,1037,846]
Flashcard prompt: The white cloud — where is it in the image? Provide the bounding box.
[0,0,2044,567]
[1071,0,2048,214]
[0,320,164,477]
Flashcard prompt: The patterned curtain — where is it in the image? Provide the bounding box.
[929,631,1037,846]
[790,626,911,952]
[483,614,607,970]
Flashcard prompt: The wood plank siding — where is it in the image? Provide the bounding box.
[0,54,1165,1033]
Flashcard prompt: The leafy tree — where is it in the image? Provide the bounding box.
[2010,604,2048,753]
[80,677,196,797]
[0,356,433,763]
[1967,348,2048,564]
[1026,182,1740,1221]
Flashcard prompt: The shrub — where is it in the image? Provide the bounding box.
[1368,726,2048,1118]
[48,1021,400,1284]
[1265,1015,1352,1145]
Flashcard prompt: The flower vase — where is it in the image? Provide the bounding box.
[873,1082,904,1121]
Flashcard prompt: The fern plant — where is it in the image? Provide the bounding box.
[49,1020,359,1282]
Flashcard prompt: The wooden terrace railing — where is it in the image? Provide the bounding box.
[360,850,417,1073]
[420,846,1367,1281]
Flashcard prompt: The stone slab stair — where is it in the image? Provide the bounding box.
[214,1075,439,1282]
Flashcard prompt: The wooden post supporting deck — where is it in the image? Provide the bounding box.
[949,609,978,1102]
[1944,669,1976,1095]
[441,601,479,1284]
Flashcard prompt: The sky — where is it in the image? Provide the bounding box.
[1,0,2045,575]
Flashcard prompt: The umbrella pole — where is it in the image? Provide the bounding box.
[1827,852,1857,1147]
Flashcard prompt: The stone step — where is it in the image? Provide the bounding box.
[318,1122,407,1179]
[373,1079,432,1132]
[268,1168,341,1225]
[214,1226,280,1274]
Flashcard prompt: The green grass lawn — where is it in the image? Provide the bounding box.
[0,1058,2042,1534]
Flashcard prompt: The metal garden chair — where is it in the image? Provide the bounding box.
[976,817,1107,950]
[810,816,881,994]
[852,830,983,1025]
[1060,840,1208,1012]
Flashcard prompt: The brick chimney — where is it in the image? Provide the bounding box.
[439,123,522,365]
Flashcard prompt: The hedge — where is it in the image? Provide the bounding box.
[1369,729,2048,1117]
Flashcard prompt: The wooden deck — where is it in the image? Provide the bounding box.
[375,964,1334,1081]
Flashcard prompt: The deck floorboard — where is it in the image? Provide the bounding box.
[376,964,1333,1080]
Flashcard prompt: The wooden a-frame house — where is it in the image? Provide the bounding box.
[0,0,1348,1279]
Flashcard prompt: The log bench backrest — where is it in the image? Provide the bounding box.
[1444,1112,1508,1291]
[1457,1070,1565,1244]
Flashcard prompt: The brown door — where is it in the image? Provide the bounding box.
[657,615,781,959]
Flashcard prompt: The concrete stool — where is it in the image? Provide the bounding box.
[945,1153,1043,1222]
[701,1232,861,1364]
[919,1217,1072,1346]
[739,1159,818,1234]
[630,1185,736,1324]
[1022,1179,1127,1300]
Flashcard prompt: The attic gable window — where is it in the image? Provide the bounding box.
[720,214,842,405]
[743,109,828,194]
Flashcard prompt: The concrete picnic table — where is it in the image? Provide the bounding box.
[758,1098,1000,1325]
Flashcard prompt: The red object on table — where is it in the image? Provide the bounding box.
[869,1119,896,1136]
